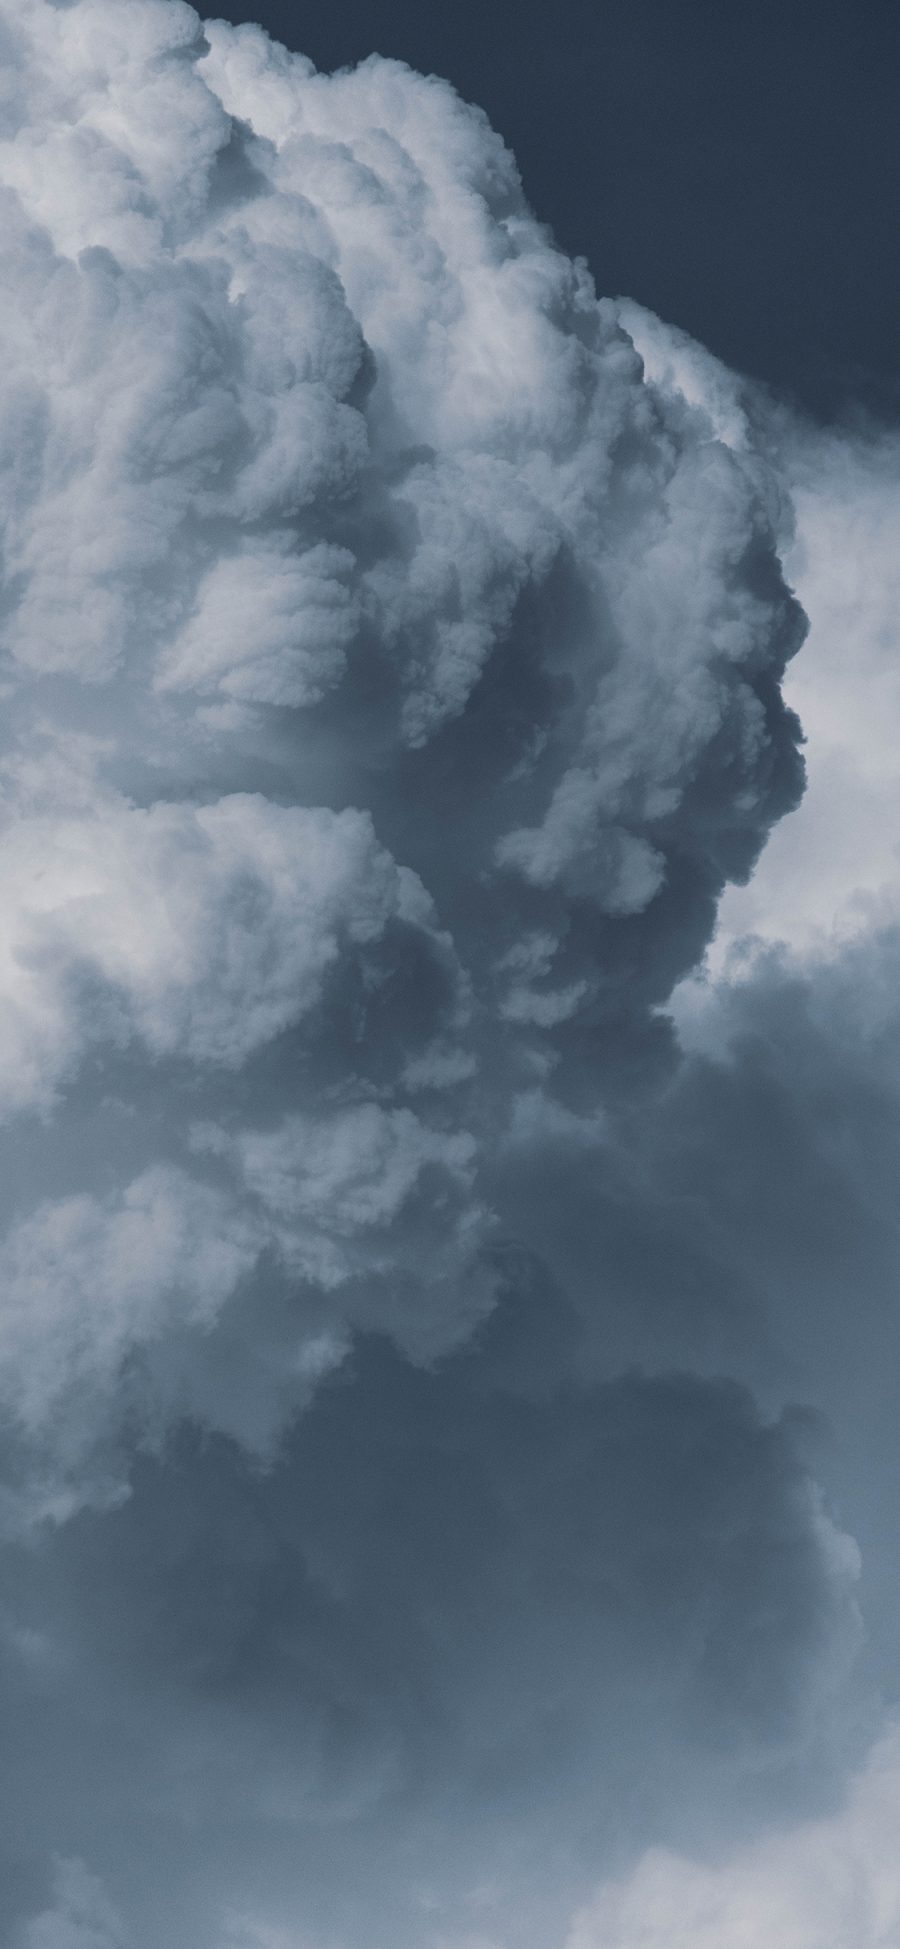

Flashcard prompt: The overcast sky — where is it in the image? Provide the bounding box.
[2,4,900,1946]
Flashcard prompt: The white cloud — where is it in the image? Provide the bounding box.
[157,539,360,707]
[711,430,900,970]
[629,304,900,983]
[0,0,801,845]
[0,1164,262,1522]
[0,792,420,1111]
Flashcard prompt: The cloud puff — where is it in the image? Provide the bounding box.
[0,1165,263,1523]
[0,790,441,1109]
[704,426,900,973]
[206,1102,484,1314]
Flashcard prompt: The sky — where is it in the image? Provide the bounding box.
[2,2,900,1946]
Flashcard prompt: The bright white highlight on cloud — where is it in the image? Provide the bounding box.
[712,431,900,966]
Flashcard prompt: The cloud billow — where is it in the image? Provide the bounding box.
[0,4,861,1946]
[0,0,806,1508]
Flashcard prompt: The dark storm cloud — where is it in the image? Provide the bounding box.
[548,892,900,1947]
[660,933,900,1647]
[0,1291,860,1948]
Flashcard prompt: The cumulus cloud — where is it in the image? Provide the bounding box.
[0,0,808,1519]
[0,4,880,1948]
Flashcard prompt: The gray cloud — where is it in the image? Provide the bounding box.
[0,1301,861,1948]
[566,1721,900,1949]
[14,1861,130,1949]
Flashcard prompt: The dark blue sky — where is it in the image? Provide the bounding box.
[198,0,900,413]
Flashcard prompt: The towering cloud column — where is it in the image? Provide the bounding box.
[0,12,864,1949]
[0,0,807,1516]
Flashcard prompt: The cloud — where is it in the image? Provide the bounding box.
[0,789,442,1109]
[0,1306,861,1949]
[568,1726,900,1949]
[16,1860,130,1949]
[697,426,900,975]
[620,326,900,988]
[0,0,808,1519]
[0,5,879,1948]
[0,1165,260,1518]
[156,540,361,708]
